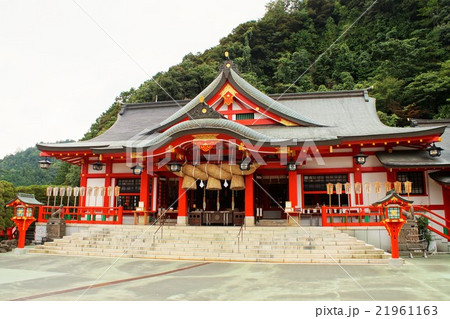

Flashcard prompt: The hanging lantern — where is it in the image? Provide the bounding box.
[92,161,104,171]
[114,186,120,197]
[287,162,297,171]
[46,186,53,197]
[169,161,182,172]
[39,157,52,170]
[353,150,368,165]
[426,143,443,157]
[107,186,114,197]
[79,186,86,197]
[131,163,143,175]
[66,186,73,197]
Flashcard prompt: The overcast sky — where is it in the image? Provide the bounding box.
[0,0,268,159]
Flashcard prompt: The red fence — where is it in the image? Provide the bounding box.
[321,206,384,226]
[413,205,450,241]
[38,206,123,225]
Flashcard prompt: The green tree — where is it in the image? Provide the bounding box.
[0,181,16,230]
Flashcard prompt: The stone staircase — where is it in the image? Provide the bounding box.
[27,225,391,264]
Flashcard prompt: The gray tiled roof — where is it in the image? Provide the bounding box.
[374,121,449,168]
[6,193,44,206]
[131,118,288,150]
[37,83,447,154]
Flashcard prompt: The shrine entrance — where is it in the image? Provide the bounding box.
[187,181,246,226]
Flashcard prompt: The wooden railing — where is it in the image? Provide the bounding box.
[38,206,123,224]
[321,206,384,227]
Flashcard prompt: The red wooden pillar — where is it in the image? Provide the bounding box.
[103,162,112,207]
[288,170,298,208]
[353,161,363,205]
[140,169,149,211]
[245,174,255,226]
[177,177,188,225]
[151,176,158,211]
[80,162,88,207]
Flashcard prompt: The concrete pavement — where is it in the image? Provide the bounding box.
[0,252,449,301]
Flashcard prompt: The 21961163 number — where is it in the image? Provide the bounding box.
[376,306,438,316]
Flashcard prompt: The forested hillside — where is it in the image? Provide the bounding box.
[1,0,449,187]
[0,145,80,187]
[84,0,450,139]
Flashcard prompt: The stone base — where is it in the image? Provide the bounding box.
[245,216,255,227]
[388,258,404,268]
[34,223,47,243]
[14,248,26,255]
[177,216,188,225]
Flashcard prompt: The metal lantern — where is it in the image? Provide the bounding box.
[353,152,368,165]
[169,161,182,172]
[39,157,52,170]
[386,206,401,220]
[239,158,251,171]
[131,163,143,175]
[92,161,104,171]
[287,162,297,171]
[426,143,443,157]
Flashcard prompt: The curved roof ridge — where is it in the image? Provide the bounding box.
[229,69,325,127]
[135,118,288,149]
[158,72,225,127]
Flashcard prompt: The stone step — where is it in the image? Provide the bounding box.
[31,225,390,264]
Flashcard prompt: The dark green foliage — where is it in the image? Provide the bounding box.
[416,216,432,249]
[3,0,449,187]
[0,181,15,230]
[0,145,80,187]
[82,0,449,142]
[16,185,52,205]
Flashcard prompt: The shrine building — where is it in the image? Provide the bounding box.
[36,59,449,246]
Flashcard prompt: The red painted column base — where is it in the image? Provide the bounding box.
[383,219,406,259]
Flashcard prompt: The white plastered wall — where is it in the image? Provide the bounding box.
[302,156,353,169]
[86,178,105,206]
[296,174,302,208]
[112,163,132,174]
[361,172,388,206]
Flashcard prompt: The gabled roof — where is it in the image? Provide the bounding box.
[429,171,450,186]
[128,118,289,150]
[372,189,414,206]
[158,61,324,129]
[36,62,447,155]
[375,120,449,168]
[6,193,44,206]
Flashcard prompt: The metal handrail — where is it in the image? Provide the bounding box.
[237,221,246,252]
[152,210,169,243]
